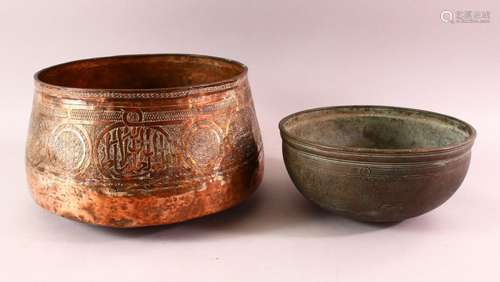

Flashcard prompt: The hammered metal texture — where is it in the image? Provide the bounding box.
[26,54,264,228]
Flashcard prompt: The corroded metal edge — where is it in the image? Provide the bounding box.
[279,105,476,163]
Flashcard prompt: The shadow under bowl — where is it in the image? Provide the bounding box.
[279,105,476,222]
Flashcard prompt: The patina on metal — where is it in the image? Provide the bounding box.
[26,54,264,227]
[280,106,476,222]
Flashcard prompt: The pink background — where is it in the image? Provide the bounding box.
[1,1,498,281]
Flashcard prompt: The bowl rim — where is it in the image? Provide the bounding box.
[279,105,477,156]
[34,53,248,97]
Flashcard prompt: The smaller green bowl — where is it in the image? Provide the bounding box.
[279,106,476,222]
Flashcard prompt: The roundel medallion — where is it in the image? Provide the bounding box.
[49,123,90,174]
[185,120,224,170]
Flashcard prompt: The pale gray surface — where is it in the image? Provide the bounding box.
[1,1,499,281]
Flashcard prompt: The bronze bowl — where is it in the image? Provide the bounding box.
[26,54,264,227]
[279,106,475,222]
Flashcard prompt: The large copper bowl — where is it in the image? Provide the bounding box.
[26,54,264,227]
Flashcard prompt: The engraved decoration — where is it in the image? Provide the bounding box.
[227,107,259,162]
[49,124,90,174]
[96,125,172,180]
[26,55,265,227]
[26,110,49,166]
[27,80,262,194]
[185,120,223,170]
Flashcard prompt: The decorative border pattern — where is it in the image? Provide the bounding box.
[35,78,245,99]
[286,144,470,179]
[27,82,263,196]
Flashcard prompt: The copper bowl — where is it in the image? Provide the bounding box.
[280,106,476,222]
[26,54,264,227]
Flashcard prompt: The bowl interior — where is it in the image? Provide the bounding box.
[281,106,474,151]
[36,54,245,90]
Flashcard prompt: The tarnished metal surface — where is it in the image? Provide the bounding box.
[280,106,476,222]
[26,54,264,227]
